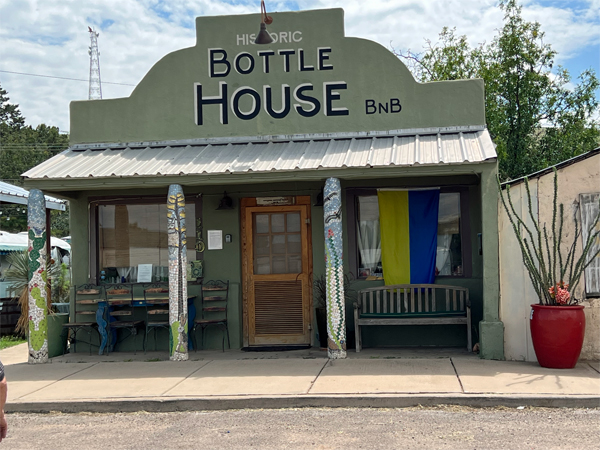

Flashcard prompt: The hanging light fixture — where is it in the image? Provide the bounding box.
[216,192,234,210]
[255,0,273,45]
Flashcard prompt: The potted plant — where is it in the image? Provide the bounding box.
[313,273,355,349]
[499,168,600,368]
[4,250,69,357]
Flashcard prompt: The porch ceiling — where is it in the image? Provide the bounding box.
[22,128,496,190]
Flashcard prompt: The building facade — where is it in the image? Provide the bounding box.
[23,9,504,359]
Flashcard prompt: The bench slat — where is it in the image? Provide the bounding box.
[358,317,468,326]
[445,289,450,311]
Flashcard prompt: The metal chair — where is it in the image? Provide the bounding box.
[105,284,144,354]
[143,283,170,352]
[192,280,230,351]
[62,284,103,355]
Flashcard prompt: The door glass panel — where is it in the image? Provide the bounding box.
[255,256,271,275]
[288,254,302,273]
[272,256,287,274]
[255,214,269,234]
[255,235,270,255]
[287,234,301,253]
[271,214,285,233]
[287,213,301,232]
[253,211,303,275]
[271,235,286,254]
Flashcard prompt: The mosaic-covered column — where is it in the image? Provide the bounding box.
[167,184,188,361]
[323,177,346,359]
[27,189,49,364]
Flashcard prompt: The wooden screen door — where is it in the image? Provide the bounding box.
[241,197,312,347]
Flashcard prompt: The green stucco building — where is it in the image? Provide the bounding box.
[23,8,504,359]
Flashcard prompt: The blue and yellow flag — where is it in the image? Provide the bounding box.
[378,190,440,285]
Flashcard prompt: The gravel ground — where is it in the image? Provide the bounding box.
[3,406,600,449]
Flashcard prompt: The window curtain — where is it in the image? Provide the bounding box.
[436,234,452,276]
[357,219,381,273]
[378,189,440,285]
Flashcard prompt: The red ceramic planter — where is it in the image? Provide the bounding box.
[530,304,585,369]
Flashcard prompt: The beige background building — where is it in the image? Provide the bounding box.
[499,149,600,361]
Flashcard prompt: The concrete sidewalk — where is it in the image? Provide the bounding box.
[2,344,599,412]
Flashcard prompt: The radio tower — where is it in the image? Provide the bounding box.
[88,26,102,100]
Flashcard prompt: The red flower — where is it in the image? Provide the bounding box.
[327,229,334,238]
[548,281,571,305]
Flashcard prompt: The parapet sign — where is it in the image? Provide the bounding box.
[70,9,485,145]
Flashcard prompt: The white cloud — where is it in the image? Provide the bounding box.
[0,0,598,133]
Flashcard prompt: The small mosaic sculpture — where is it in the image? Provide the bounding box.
[167,184,188,361]
[27,189,48,363]
[323,177,346,359]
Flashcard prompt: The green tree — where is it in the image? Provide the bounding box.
[0,84,25,129]
[396,0,600,180]
[0,82,70,235]
[1,82,69,183]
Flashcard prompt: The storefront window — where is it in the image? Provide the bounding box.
[357,196,382,277]
[98,202,196,283]
[436,193,462,276]
[356,192,463,278]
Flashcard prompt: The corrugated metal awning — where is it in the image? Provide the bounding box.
[0,181,67,210]
[22,129,496,186]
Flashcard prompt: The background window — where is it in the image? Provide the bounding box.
[98,202,196,283]
[580,193,600,296]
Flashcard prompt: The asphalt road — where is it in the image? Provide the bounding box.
[4,406,599,449]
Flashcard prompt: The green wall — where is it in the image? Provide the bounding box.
[67,165,495,353]
[69,8,485,145]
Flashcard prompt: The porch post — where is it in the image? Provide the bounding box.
[27,189,48,364]
[479,164,505,360]
[323,177,346,359]
[167,184,188,361]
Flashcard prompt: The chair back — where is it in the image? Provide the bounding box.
[74,284,104,320]
[105,284,134,304]
[201,280,229,322]
[105,284,134,320]
[143,283,170,318]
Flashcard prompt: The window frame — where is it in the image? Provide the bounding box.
[89,194,202,284]
[346,186,472,280]
[580,192,600,297]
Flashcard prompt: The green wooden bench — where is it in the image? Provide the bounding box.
[354,284,471,352]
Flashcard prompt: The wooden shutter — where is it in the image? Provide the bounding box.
[254,280,304,335]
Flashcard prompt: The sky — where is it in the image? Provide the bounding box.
[0,0,598,134]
